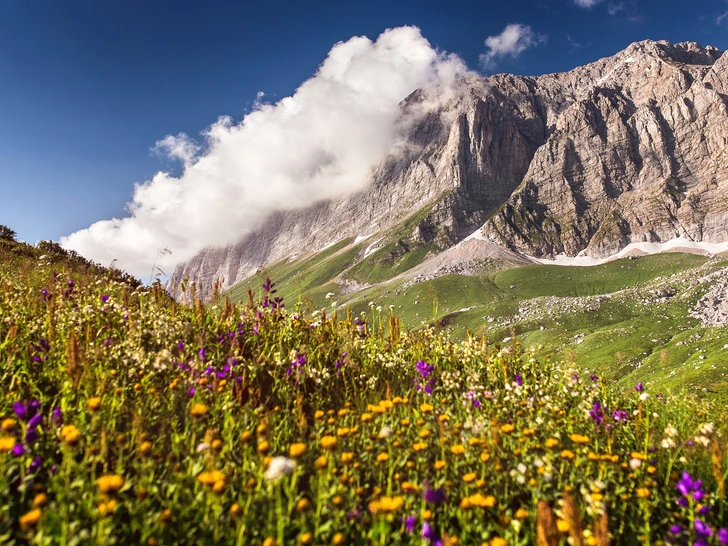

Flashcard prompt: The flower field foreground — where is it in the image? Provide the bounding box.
[0,266,727,546]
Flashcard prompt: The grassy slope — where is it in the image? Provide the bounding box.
[230,242,728,399]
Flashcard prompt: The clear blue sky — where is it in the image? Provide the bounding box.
[1,0,726,245]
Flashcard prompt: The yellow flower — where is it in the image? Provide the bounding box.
[418,429,431,439]
[337,409,348,417]
[1,418,16,432]
[336,428,350,437]
[450,444,466,455]
[139,441,153,457]
[97,474,125,494]
[159,508,173,524]
[636,488,650,498]
[401,481,419,494]
[480,452,490,463]
[460,493,496,509]
[87,397,102,412]
[212,480,225,495]
[289,443,307,459]
[314,455,328,470]
[0,436,16,453]
[263,538,277,546]
[19,508,41,531]
[560,450,575,461]
[569,433,589,445]
[434,460,446,471]
[500,424,514,434]
[557,520,570,533]
[361,413,373,422]
[300,532,313,545]
[462,472,476,483]
[438,415,449,422]
[371,405,386,415]
[413,442,427,452]
[32,493,48,508]
[240,431,253,443]
[257,441,271,454]
[420,403,434,413]
[332,532,345,545]
[197,470,225,486]
[368,495,404,514]
[340,452,354,465]
[379,400,394,409]
[295,498,311,513]
[60,425,80,446]
[376,453,389,463]
[515,508,529,519]
[320,436,337,450]
[544,438,559,449]
[491,538,508,546]
[190,404,208,418]
[230,503,243,519]
[314,410,325,420]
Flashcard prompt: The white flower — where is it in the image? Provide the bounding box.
[264,457,296,480]
[694,435,710,447]
[196,442,210,453]
[629,458,642,470]
[699,423,714,436]
[664,425,678,438]
[377,426,393,439]
[661,438,676,449]
[517,463,527,474]
[639,393,650,401]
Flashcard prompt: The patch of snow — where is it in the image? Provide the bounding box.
[364,238,383,257]
[624,56,635,63]
[320,239,340,251]
[526,237,728,267]
[354,233,374,245]
[461,226,488,245]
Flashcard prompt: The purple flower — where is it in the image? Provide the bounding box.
[28,456,42,474]
[514,373,523,386]
[612,409,629,422]
[635,382,644,393]
[51,407,63,427]
[416,360,434,378]
[694,520,713,537]
[11,444,27,457]
[669,524,683,535]
[13,400,29,420]
[589,401,603,426]
[590,374,599,382]
[403,515,416,533]
[424,486,446,505]
[718,528,728,545]
[101,295,110,303]
[198,348,207,363]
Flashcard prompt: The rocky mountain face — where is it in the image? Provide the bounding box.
[168,40,728,299]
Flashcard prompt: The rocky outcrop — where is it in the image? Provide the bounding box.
[483,40,728,258]
[169,40,728,299]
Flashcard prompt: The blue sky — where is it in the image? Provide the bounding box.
[0,0,726,272]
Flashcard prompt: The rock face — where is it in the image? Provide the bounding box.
[169,40,728,299]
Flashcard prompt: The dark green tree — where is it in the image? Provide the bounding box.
[0,224,17,242]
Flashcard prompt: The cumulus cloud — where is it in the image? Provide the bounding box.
[61,26,470,279]
[479,24,547,71]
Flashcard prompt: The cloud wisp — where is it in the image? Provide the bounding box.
[62,26,469,278]
[574,0,602,7]
[479,24,546,71]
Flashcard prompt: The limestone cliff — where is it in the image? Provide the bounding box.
[168,40,728,299]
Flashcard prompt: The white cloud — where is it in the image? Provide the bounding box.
[152,133,200,166]
[718,10,728,24]
[61,26,470,278]
[574,0,602,7]
[479,24,546,71]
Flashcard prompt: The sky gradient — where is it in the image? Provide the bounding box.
[1,0,726,273]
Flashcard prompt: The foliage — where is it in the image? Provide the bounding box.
[0,253,727,545]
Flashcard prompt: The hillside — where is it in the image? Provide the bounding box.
[1,233,728,544]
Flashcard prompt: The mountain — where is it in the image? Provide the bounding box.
[167,40,728,300]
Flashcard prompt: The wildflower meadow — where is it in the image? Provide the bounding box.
[0,249,727,545]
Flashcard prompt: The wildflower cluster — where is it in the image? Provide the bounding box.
[0,261,726,544]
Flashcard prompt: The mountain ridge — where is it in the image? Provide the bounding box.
[167,39,727,300]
